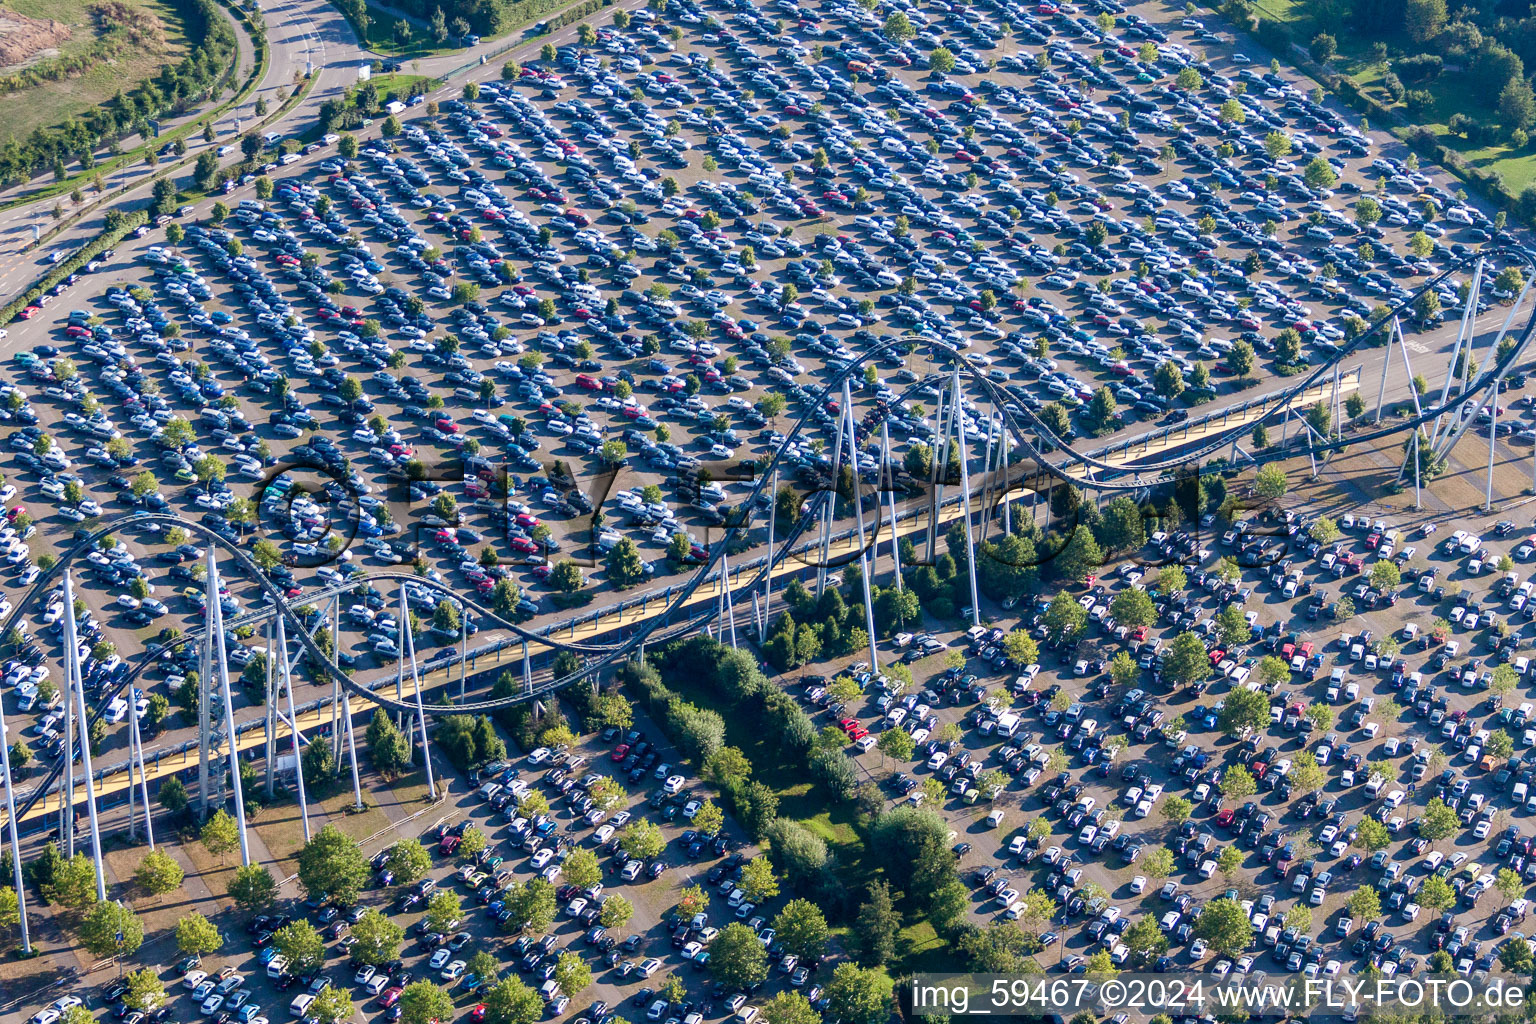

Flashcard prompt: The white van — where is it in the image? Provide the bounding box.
[1365,777,1386,799]
[290,994,314,1017]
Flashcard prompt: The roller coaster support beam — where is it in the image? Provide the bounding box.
[816,381,851,599]
[843,380,879,674]
[925,378,950,566]
[198,569,214,815]
[880,423,903,590]
[274,612,311,844]
[126,656,154,848]
[0,690,31,952]
[763,467,778,624]
[398,582,436,801]
[1374,318,1396,425]
[1393,323,1430,489]
[62,573,105,902]
[59,636,70,855]
[950,368,982,630]
[458,607,468,703]
[330,598,342,770]
[1431,277,1536,468]
[207,552,251,866]
[1429,259,1485,450]
[1488,378,1500,512]
[264,621,276,799]
[341,683,364,813]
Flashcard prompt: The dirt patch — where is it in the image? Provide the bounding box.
[0,8,73,73]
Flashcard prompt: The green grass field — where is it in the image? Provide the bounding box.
[1236,0,1536,197]
[658,669,927,983]
[0,0,192,143]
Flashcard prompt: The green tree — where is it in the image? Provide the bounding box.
[1221,764,1257,801]
[774,899,829,959]
[296,823,371,905]
[386,839,432,886]
[274,919,326,973]
[175,911,223,956]
[200,809,240,864]
[123,968,167,1013]
[351,909,404,965]
[562,848,601,890]
[133,848,184,900]
[80,900,143,958]
[226,864,277,915]
[850,881,899,966]
[1254,464,1288,499]
[482,977,544,1024]
[761,993,821,1024]
[1162,631,1211,689]
[1194,898,1253,957]
[709,923,770,990]
[399,981,455,1024]
[824,964,894,1024]
[1217,687,1268,736]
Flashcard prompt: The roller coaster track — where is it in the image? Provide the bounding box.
[9,247,1533,827]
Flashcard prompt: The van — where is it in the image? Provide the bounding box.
[291,994,314,1017]
[265,956,289,980]
[263,131,281,145]
[1365,777,1385,799]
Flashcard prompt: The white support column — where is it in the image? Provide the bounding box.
[763,467,777,624]
[1429,259,1484,449]
[925,380,950,566]
[276,613,311,843]
[1000,421,1012,537]
[341,686,364,813]
[881,422,903,591]
[330,599,342,768]
[951,369,981,629]
[61,574,105,902]
[721,551,737,650]
[197,579,214,815]
[206,553,250,866]
[0,689,32,953]
[1373,318,1396,424]
[399,583,436,801]
[264,621,276,799]
[126,671,154,848]
[1487,377,1500,512]
[843,381,879,674]
[816,387,850,597]
[60,631,71,857]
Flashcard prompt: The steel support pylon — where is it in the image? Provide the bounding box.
[0,678,32,953]
[205,551,251,865]
[61,574,105,902]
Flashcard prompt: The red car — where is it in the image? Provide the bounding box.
[378,988,403,1009]
[440,834,461,855]
[610,743,631,762]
